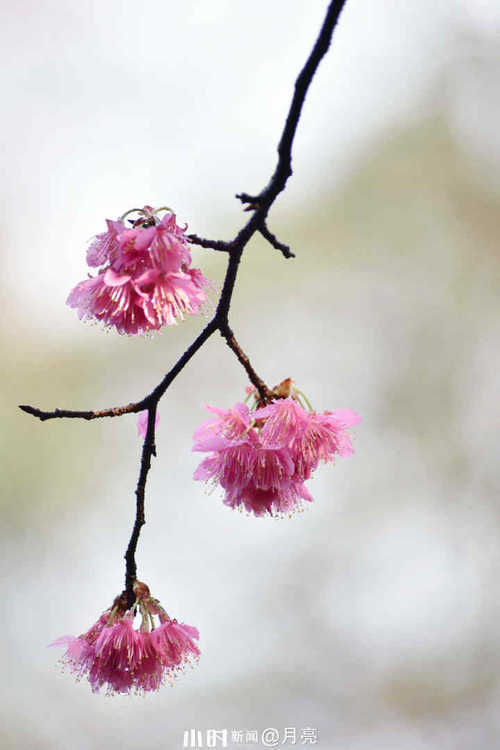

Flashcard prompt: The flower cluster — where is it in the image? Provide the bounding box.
[192,380,361,517]
[67,206,209,335]
[49,581,199,695]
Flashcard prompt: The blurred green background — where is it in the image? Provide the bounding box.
[2,2,499,749]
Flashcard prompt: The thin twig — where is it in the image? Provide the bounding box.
[124,404,158,607]
[18,403,139,421]
[186,234,231,252]
[221,328,273,403]
[258,222,295,259]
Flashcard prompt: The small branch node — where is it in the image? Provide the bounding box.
[235,192,261,211]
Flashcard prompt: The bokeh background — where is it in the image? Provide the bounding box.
[2,1,499,748]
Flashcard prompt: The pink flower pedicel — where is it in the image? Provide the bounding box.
[49,581,200,695]
[67,206,210,335]
[136,410,160,438]
[192,379,361,517]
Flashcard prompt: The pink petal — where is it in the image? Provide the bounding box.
[325,409,362,428]
[104,268,131,287]
[47,635,77,649]
[137,410,160,438]
[133,226,157,252]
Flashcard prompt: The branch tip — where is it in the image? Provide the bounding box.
[186,234,230,252]
[258,223,295,259]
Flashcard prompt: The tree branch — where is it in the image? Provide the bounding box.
[125,404,157,608]
[237,0,347,211]
[221,327,273,403]
[18,403,139,422]
[258,222,294,259]
[186,234,231,252]
[20,0,349,593]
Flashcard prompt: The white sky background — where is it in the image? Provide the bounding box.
[2,0,499,336]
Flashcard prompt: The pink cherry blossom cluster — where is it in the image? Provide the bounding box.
[67,206,210,335]
[192,381,361,517]
[49,582,199,695]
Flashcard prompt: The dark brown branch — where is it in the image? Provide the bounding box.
[18,403,139,422]
[124,404,157,608]
[266,0,347,205]
[221,327,273,403]
[148,319,218,402]
[186,234,231,252]
[20,0,348,590]
[19,320,219,423]
[258,222,294,259]
[236,0,347,214]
